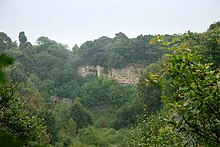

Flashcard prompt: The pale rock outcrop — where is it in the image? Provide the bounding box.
[78,64,145,84]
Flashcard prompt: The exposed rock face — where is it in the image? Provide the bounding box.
[78,64,146,84]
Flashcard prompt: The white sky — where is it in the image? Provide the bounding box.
[0,0,219,48]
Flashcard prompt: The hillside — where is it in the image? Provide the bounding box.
[0,22,219,146]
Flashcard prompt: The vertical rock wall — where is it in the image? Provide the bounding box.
[78,64,145,84]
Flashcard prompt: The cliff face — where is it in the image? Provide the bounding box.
[78,64,145,84]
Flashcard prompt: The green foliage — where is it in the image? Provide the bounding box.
[0,54,50,145]
[129,113,185,147]
[3,28,219,146]
[54,118,77,147]
[112,97,143,129]
[65,98,93,130]
[71,33,170,68]
[36,36,68,59]
[202,24,220,66]
[18,31,30,49]
[148,29,220,145]
[208,21,220,30]
[23,36,72,99]
[0,31,172,146]
[37,110,58,145]
[77,126,107,146]
[0,32,13,51]
[0,54,14,83]
[0,86,50,145]
[137,61,163,113]
[0,133,23,147]
[77,126,131,147]
[21,87,45,111]
[18,32,27,44]
[80,76,131,108]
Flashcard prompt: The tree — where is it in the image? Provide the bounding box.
[77,126,107,146]
[203,23,220,66]
[128,110,194,147]
[0,52,50,146]
[0,93,50,145]
[0,54,14,83]
[149,30,220,145]
[112,98,143,129]
[0,70,50,145]
[65,98,93,130]
[18,31,27,49]
[80,76,131,108]
[0,32,12,52]
[208,21,220,30]
[137,61,163,113]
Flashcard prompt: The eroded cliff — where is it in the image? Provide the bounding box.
[78,64,146,84]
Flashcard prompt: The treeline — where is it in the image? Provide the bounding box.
[72,32,172,68]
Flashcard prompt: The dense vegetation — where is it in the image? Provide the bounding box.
[0,21,219,146]
[72,32,172,68]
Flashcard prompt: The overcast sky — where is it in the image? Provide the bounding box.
[0,0,219,48]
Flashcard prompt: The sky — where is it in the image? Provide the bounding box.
[0,0,220,48]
